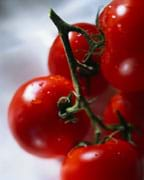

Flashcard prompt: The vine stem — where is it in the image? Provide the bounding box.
[49,9,115,142]
[49,9,81,99]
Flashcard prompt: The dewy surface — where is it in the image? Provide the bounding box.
[0,0,110,179]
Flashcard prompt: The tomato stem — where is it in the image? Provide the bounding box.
[49,9,123,143]
[49,9,81,99]
[116,111,134,144]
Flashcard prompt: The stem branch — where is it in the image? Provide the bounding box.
[49,9,117,142]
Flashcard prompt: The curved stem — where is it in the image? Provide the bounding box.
[49,9,111,141]
[49,9,81,99]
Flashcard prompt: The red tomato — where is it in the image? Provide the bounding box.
[103,92,144,156]
[48,22,108,98]
[101,48,144,92]
[61,139,142,180]
[99,0,144,91]
[100,0,144,53]
[8,75,93,158]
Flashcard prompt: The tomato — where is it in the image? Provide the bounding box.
[8,75,93,158]
[99,0,144,53]
[103,92,144,156]
[101,50,144,91]
[48,22,108,98]
[99,0,144,91]
[61,139,142,180]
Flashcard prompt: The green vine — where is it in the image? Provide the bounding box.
[49,9,133,144]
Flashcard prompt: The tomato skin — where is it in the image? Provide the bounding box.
[103,92,144,156]
[48,22,108,98]
[61,140,142,180]
[8,75,93,158]
[100,0,144,52]
[101,49,144,92]
[99,0,144,91]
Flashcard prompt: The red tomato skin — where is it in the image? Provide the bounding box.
[100,0,144,52]
[99,0,144,91]
[103,92,144,156]
[101,50,144,92]
[8,75,93,158]
[61,140,142,180]
[48,22,108,98]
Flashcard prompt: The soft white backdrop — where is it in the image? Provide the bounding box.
[0,0,109,179]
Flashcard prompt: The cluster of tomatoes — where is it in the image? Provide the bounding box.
[8,0,144,179]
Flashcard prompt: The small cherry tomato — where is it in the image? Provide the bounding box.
[61,139,142,180]
[8,75,93,158]
[103,92,144,156]
[99,0,144,53]
[99,0,144,91]
[48,22,108,98]
[101,50,144,91]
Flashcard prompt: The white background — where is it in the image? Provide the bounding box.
[0,0,110,179]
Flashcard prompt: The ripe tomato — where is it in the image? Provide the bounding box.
[48,22,108,98]
[99,0,144,53]
[61,139,142,180]
[99,0,144,91]
[8,75,93,158]
[103,92,144,156]
[101,50,144,91]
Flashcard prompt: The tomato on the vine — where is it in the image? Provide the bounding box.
[103,92,144,156]
[101,49,144,92]
[61,139,142,180]
[99,0,144,53]
[48,22,108,98]
[99,0,144,91]
[8,75,93,158]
